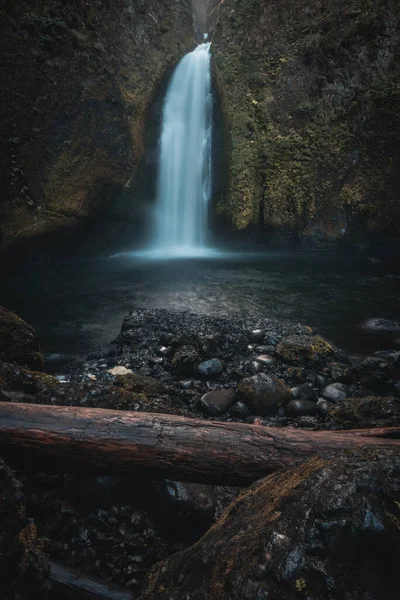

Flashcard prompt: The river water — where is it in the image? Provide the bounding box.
[1,250,399,367]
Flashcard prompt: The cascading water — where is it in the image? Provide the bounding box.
[151,43,212,257]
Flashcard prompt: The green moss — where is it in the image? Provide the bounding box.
[212,0,400,242]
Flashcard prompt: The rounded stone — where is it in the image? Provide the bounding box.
[229,401,251,419]
[155,345,172,357]
[249,360,263,374]
[248,329,265,343]
[315,374,330,389]
[285,399,318,417]
[238,373,293,416]
[198,389,237,416]
[291,384,317,402]
[197,358,223,379]
[322,382,348,403]
[255,354,277,367]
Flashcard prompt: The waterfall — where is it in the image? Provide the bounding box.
[152,43,212,257]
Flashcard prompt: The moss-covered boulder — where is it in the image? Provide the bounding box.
[0,457,49,600]
[276,333,333,364]
[140,448,400,600]
[328,396,400,429]
[238,373,292,415]
[0,307,43,370]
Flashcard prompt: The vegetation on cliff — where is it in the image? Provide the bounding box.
[212,0,400,246]
[0,0,194,255]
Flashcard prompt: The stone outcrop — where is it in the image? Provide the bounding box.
[140,448,400,600]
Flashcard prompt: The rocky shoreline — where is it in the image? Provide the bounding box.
[0,306,399,599]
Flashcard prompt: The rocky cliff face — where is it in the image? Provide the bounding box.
[212,0,400,250]
[0,0,194,261]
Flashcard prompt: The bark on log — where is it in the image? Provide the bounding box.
[49,560,134,600]
[0,402,399,485]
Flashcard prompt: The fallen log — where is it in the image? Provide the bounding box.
[0,401,399,485]
[49,560,134,600]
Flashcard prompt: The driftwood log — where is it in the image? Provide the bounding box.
[0,401,399,485]
[49,560,134,600]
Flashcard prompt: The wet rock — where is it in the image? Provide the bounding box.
[114,372,167,395]
[363,317,400,332]
[276,333,334,364]
[141,448,400,600]
[171,345,200,375]
[328,396,400,429]
[248,329,265,343]
[291,384,316,402]
[197,358,223,379]
[249,360,263,374]
[179,380,195,390]
[198,389,236,416]
[155,345,172,357]
[0,458,49,599]
[328,362,356,384]
[315,373,330,388]
[352,356,394,391]
[0,360,59,395]
[285,399,317,417]
[229,401,250,419]
[322,382,348,403]
[316,398,332,416]
[238,373,292,415]
[0,306,43,370]
[255,354,277,367]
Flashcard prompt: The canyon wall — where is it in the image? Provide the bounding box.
[0,0,194,261]
[212,0,400,249]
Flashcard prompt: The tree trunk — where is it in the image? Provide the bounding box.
[0,401,398,485]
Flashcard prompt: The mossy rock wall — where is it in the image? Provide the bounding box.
[212,0,400,248]
[0,0,194,260]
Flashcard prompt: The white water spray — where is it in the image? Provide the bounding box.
[151,43,212,257]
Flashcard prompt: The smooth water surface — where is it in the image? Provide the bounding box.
[1,251,399,367]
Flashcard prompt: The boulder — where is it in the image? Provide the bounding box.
[328,396,400,429]
[0,307,43,370]
[276,334,334,364]
[285,399,318,417]
[141,448,400,600]
[238,373,292,415]
[171,345,200,375]
[291,384,316,402]
[322,382,348,403]
[114,372,168,395]
[198,389,237,416]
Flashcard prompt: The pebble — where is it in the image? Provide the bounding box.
[156,345,171,357]
[249,360,263,374]
[179,380,195,390]
[197,359,223,379]
[248,329,265,343]
[255,354,277,367]
[229,401,251,419]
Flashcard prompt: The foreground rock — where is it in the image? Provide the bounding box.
[328,396,400,429]
[0,458,48,600]
[140,448,400,600]
[238,373,292,415]
[0,307,43,370]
